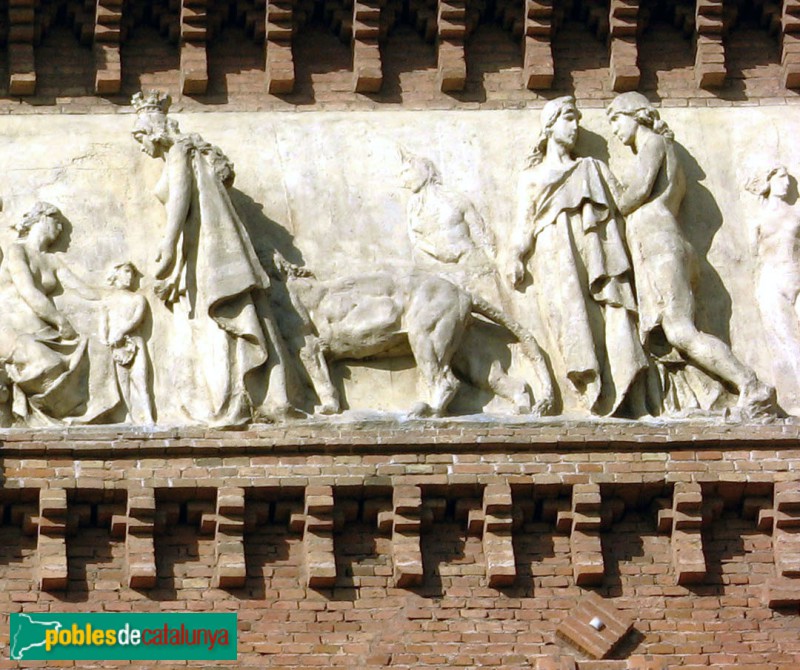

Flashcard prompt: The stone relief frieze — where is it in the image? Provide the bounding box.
[0,93,791,427]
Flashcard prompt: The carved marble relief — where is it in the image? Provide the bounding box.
[0,94,790,426]
[131,91,294,428]
[399,148,554,416]
[509,96,648,417]
[281,262,553,418]
[0,203,88,425]
[101,262,153,424]
[606,93,775,420]
[744,164,800,415]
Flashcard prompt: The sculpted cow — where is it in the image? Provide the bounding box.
[278,261,554,418]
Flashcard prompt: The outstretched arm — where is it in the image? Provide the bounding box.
[155,144,192,278]
[53,258,103,301]
[599,161,624,208]
[616,134,666,216]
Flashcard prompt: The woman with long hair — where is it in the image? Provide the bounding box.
[508,96,647,416]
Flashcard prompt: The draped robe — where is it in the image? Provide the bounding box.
[517,157,647,413]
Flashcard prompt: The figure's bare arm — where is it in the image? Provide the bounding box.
[7,246,74,336]
[599,161,624,206]
[407,211,444,261]
[414,236,443,261]
[507,175,536,287]
[617,135,666,216]
[465,203,496,254]
[155,144,192,278]
[52,258,102,301]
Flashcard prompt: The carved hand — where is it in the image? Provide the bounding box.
[107,330,124,347]
[154,243,175,279]
[57,317,77,340]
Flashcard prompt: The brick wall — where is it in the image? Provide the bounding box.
[1,2,799,669]
[0,1,795,113]
[0,422,799,668]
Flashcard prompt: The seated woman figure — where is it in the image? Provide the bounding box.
[0,202,88,423]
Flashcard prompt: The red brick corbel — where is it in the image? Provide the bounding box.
[694,0,727,87]
[266,0,296,93]
[180,0,209,94]
[94,0,124,94]
[119,487,158,589]
[304,485,337,588]
[391,484,424,587]
[523,0,555,89]
[8,0,37,95]
[609,0,640,91]
[482,481,516,587]
[353,0,383,92]
[35,488,69,591]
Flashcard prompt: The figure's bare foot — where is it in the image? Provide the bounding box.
[511,388,532,414]
[315,400,340,415]
[531,396,554,417]
[407,402,433,419]
[738,379,777,420]
[256,402,304,423]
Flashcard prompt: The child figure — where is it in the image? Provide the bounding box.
[103,262,154,423]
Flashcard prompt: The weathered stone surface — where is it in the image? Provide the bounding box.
[0,105,794,425]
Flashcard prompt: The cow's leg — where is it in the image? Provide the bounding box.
[407,284,469,417]
[299,335,340,414]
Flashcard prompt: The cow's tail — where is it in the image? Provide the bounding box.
[469,293,555,415]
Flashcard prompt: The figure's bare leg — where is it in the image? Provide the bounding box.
[520,343,555,416]
[259,302,294,416]
[453,343,531,414]
[128,350,154,423]
[409,286,469,416]
[661,314,774,414]
[662,315,753,389]
[116,363,133,422]
[408,323,462,417]
[410,358,460,417]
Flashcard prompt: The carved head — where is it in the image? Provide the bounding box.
[542,97,580,144]
[13,202,63,247]
[107,261,140,290]
[745,164,790,201]
[131,90,179,157]
[606,93,673,144]
[528,97,581,166]
[400,150,442,193]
